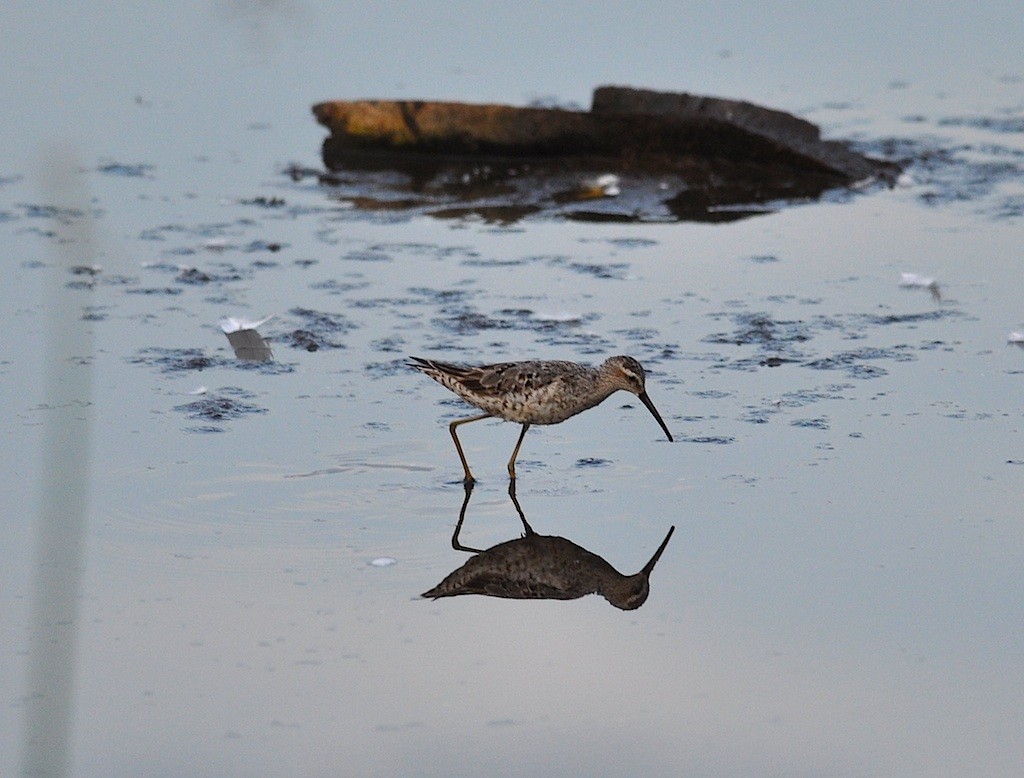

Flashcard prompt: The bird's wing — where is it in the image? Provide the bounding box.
[409,357,576,397]
[477,361,571,394]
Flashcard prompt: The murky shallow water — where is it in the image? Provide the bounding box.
[4,4,1024,776]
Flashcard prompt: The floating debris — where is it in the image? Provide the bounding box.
[533,311,584,325]
[591,173,620,196]
[559,173,621,201]
[1008,332,1024,349]
[219,315,274,361]
[899,272,941,302]
[219,315,274,333]
[369,557,397,567]
[203,237,229,251]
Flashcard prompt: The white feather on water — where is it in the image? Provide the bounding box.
[899,272,941,301]
[219,314,274,334]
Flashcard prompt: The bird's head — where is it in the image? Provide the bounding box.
[603,355,672,442]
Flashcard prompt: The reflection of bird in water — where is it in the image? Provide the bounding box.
[409,355,673,483]
[422,483,675,610]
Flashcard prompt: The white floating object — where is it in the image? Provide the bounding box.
[369,557,397,567]
[534,311,582,324]
[219,314,274,334]
[593,173,620,196]
[574,173,620,199]
[203,237,229,250]
[188,386,208,395]
[1008,332,1024,348]
[899,272,935,288]
[219,314,275,361]
[899,272,941,301]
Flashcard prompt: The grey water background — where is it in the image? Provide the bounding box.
[3,2,1024,775]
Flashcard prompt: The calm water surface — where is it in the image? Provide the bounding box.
[3,3,1024,775]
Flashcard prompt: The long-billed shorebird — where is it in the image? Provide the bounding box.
[409,355,673,482]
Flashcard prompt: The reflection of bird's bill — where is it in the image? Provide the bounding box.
[639,391,673,442]
[642,525,676,575]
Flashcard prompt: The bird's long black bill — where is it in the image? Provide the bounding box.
[641,525,676,575]
[639,391,673,442]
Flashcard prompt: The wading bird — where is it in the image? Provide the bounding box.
[409,355,673,482]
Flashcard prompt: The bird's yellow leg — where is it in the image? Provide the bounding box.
[506,422,531,481]
[448,413,492,484]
